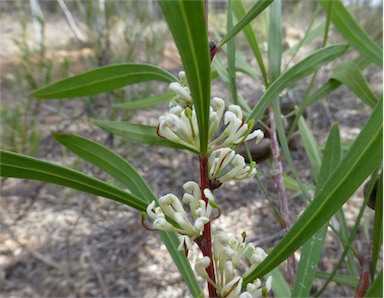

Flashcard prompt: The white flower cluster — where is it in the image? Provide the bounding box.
[146,181,218,251]
[208,148,256,184]
[158,71,264,183]
[195,234,272,298]
[145,71,272,297]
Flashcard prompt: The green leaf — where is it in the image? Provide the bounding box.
[0,150,148,211]
[232,0,268,85]
[283,22,325,56]
[268,0,282,83]
[315,272,359,288]
[218,0,273,49]
[159,0,210,156]
[31,64,177,99]
[92,119,197,153]
[268,268,291,297]
[243,97,382,283]
[247,44,349,123]
[320,0,382,67]
[52,133,156,200]
[300,55,371,110]
[113,91,174,110]
[331,61,378,108]
[298,116,322,183]
[365,269,383,298]
[317,124,341,190]
[292,124,340,297]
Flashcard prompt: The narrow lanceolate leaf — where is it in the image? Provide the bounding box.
[283,22,325,56]
[331,61,378,108]
[52,133,156,201]
[159,0,210,156]
[268,268,291,297]
[0,150,148,211]
[232,0,268,85]
[320,0,382,67]
[113,91,174,110]
[247,44,349,123]
[243,98,382,284]
[92,119,197,153]
[301,55,371,109]
[268,0,282,83]
[298,116,322,183]
[31,64,177,99]
[292,124,341,298]
[315,272,359,288]
[218,0,274,48]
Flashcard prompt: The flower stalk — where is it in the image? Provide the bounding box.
[197,155,217,297]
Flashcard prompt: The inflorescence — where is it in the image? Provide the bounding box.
[144,71,271,297]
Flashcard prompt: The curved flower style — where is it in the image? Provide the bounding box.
[207,98,264,149]
[195,233,272,298]
[163,75,264,153]
[169,71,193,108]
[158,105,200,152]
[208,148,257,183]
[145,182,218,250]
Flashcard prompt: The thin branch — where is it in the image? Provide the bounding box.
[355,246,372,298]
[268,105,296,282]
[57,0,87,44]
[196,155,216,297]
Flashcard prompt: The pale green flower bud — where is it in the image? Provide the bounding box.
[169,82,192,102]
[195,256,210,280]
[178,71,188,85]
[153,218,175,231]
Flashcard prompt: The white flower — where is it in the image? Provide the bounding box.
[211,233,272,297]
[178,235,193,252]
[158,114,181,143]
[208,148,257,183]
[221,276,242,298]
[195,256,210,280]
[158,105,200,152]
[208,148,236,180]
[246,129,264,144]
[169,71,192,107]
[209,97,226,139]
[178,71,188,85]
[240,276,272,298]
[244,247,268,278]
[145,183,218,252]
[208,101,264,149]
[182,181,201,217]
[153,217,175,231]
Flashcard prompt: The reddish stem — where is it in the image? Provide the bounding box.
[355,248,371,298]
[268,105,296,281]
[196,155,216,297]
